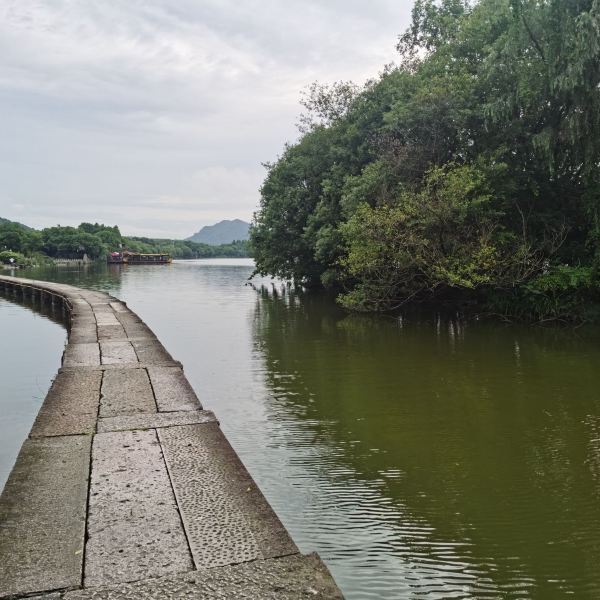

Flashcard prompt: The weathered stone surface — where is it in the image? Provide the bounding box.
[113,313,143,326]
[63,342,101,367]
[160,423,296,568]
[109,301,128,313]
[199,426,296,559]
[71,317,97,330]
[99,341,138,365]
[159,423,260,567]
[84,295,116,306]
[65,554,343,599]
[95,312,120,327]
[72,298,90,306]
[70,321,98,341]
[59,362,181,374]
[0,436,90,597]
[30,370,102,437]
[148,366,201,411]
[22,594,62,600]
[69,327,98,344]
[99,369,156,417]
[113,312,155,338]
[120,322,155,340]
[85,429,193,587]
[71,299,93,309]
[98,410,217,433]
[129,339,174,364]
[97,324,128,340]
[71,313,95,324]
[89,303,113,312]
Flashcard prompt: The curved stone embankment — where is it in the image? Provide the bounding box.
[0,275,342,600]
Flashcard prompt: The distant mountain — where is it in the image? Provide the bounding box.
[0,217,32,230]
[187,219,250,245]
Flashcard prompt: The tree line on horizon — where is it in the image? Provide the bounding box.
[0,220,250,264]
[251,0,600,321]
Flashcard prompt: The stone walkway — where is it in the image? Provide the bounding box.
[0,275,342,599]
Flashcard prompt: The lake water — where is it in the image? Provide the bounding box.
[0,292,65,488]
[2,259,600,599]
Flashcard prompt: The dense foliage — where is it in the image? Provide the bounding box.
[124,236,249,258]
[0,220,250,263]
[251,0,600,321]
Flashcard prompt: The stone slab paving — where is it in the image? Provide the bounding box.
[109,301,128,313]
[64,554,343,599]
[99,341,139,365]
[113,312,156,340]
[85,429,193,587]
[72,313,97,323]
[0,275,343,600]
[97,410,217,433]
[94,312,121,327]
[30,370,102,437]
[64,342,101,367]
[160,423,298,566]
[100,369,156,417]
[130,338,174,364]
[161,424,263,567]
[148,366,202,411]
[70,319,98,335]
[97,324,128,340]
[70,328,100,344]
[0,435,91,597]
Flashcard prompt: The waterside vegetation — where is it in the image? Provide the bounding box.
[251,0,600,322]
[0,219,250,266]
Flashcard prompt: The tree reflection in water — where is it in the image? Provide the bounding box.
[250,282,600,599]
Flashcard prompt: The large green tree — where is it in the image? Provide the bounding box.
[251,0,600,320]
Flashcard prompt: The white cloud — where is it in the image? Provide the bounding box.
[0,0,412,237]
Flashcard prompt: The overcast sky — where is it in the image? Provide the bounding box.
[0,1,412,238]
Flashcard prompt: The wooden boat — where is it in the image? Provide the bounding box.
[107,251,172,265]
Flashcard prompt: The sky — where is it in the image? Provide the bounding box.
[0,1,412,239]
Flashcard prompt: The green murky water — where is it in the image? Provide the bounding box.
[2,260,600,599]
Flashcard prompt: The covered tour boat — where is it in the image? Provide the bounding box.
[107,250,172,265]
